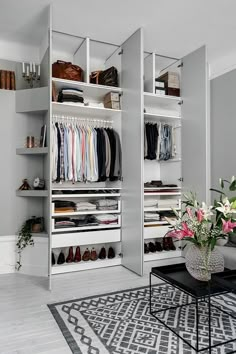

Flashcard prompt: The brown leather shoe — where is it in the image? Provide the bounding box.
[91,247,98,261]
[74,246,81,262]
[82,248,91,261]
[162,237,170,251]
[98,247,106,259]
[167,237,176,250]
[66,246,74,263]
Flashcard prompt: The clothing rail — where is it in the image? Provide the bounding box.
[52,114,113,126]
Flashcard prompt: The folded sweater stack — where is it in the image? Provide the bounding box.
[95,199,118,211]
[95,214,118,225]
[76,202,96,211]
[54,200,76,213]
[58,88,84,104]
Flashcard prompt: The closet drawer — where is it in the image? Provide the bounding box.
[52,229,121,248]
[144,225,169,240]
[51,200,121,215]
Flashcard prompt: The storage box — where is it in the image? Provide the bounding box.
[104,100,120,110]
[104,91,120,103]
[155,80,165,89]
[157,71,180,89]
[166,87,180,97]
[155,88,166,96]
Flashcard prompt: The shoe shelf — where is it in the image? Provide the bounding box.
[52,78,122,101]
[16,147,48,155]
[144,112,181,121]
[144,207,180,212]
[16,190,49,197]
[51,256,122,274]
[51,228,120,248]
[52,102,121,119]
[144,250,182,262]
[51,192,121,199]
[144,225,170,240]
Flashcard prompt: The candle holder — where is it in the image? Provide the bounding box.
[22,62,40,88]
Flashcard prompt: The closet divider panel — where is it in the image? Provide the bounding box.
[121,28,144,276]
[74,37,89,84]
[144,53,155,93]
[181,45,209,203]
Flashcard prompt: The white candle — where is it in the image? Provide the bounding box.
[26,65,29,77]
[29,62,32,72]
[22,62,25,74]
[33,62,36,73]
[38,65,40,77]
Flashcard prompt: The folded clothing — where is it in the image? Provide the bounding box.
[76,202,97,211]
[58,88,84,103]
[72,215,99,227]
[54,200,76,208]
[95,199,118,211]
[54,207,75,213]
[144,212,160,222]
[95,214,118,225]
[144,199,158,207]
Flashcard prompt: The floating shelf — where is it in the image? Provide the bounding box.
[51,228,121,248]
[51,256,122,274]
[16,190,49,197]
[52,101,121,119]
[144,207,180,212]
[52,78,122,101]
[51,193,120,199]
[144,192,181,196]
[16,87,49,113]
[144,221,169,226]
[16,147,48,155]
[144,250,182,262]
[144,112,181,120]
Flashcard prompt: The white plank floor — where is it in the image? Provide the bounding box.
[0,258,185,354]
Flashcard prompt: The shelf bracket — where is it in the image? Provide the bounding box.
[178,100,183,105]
[178,62,183,68]
[118,49,124,55]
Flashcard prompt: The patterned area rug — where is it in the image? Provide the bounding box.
[48,284,236,354]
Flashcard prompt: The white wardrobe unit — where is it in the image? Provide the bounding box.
[1,5,209,286]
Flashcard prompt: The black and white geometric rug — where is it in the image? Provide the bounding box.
[48,284,236,354]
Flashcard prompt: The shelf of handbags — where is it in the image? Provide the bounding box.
[51,244,121,274]
[144,238,182,262]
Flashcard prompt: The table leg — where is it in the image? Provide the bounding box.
[196,298,199,352]
[208,283,212,354]
[149,272,152,315]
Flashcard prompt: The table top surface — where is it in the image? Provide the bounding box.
[151,263,234,298]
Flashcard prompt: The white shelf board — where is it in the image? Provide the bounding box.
[144,192,181,196]
[16,190,49,197]
[144,250,182,262]
[144,187,181,190]
[144,112,181,120]
[144,207,180,212]
[52,209,120,216]
[159,158,182,163]
[144,91,181,102]
[51,228,121,248]
[52,101,121,118]
[51,256,121,274]
[144,221,169,226]
[52,223,121,233]
[52,78,122,101]
[52,186,122,191]
[52,193,120,198]
[144,225,170,239]
[16,147,48,155]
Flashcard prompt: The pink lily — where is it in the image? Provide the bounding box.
[168,222,194,240]
[222,219,236,233]
[196,209,204,222]
[186,207,193,219]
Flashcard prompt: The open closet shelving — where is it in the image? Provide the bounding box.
[12,5,209,288]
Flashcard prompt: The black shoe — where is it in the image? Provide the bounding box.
[167,237,176,250]
[162,237,170,251]
[99,247,106,259]
[144,243,149,254]
[57,251,65,264]
[149,242,156,253]
[52,252,55,265]
[108,247,115,259]
[155,241,163,252]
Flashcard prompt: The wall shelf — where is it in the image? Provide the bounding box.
[144,250,182,262]
[51,256,122,274]
[144,112,181,120]
[16,147,48,155]
[16,87,49,113]
[16,190,49,197]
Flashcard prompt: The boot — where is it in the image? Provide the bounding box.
[74,246,81,262]
[98,247,106,259]
[144,243,149,254]
[57,251,65,264]
[162,237,170,251]
[82,248,91,261]
[155,241,163,252]
[149,242,156,253]
[91,248,98,261]
[66,246,74,263]
[167,237,176,250]
[52,252,55,265]
[108,247,115,259]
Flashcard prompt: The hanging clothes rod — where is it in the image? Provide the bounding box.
[52,114,113,125]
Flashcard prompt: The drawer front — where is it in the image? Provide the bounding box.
[52,229,121,248]
[144,225,169,240]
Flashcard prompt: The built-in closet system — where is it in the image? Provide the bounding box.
[9,5,209,288]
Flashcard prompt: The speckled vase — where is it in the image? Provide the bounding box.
[185,244,224,281]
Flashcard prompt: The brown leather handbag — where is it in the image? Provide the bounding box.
[90,66,118,87]
[52,60,83,82]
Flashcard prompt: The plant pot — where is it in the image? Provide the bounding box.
[185,244,224,281]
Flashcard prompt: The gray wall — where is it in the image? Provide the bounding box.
[211,69,236,196]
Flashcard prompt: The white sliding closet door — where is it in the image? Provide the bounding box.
[121,28,144,276]
[181,46,210,204]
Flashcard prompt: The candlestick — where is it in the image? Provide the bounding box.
[33,62,36,73]
[26,65,29,76]
[38,65,40,77]
[29,62,32,72]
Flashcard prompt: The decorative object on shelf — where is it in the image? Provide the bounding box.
[166,176,236,281]
[18,178,31,190]
[16,219,34,271]
[90,66,118,87]
[30,216,44,233]
[52,60,83,82]
[22,62,40,88]
[39,125,47,147]
[0,70,16,90]
[26,136,35,148]
[33,177,45,190]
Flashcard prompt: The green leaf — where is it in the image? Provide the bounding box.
[230,180,236,191]
[210,188,226,195]
[210,237,217,251]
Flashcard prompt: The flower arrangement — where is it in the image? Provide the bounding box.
[167,176,236,249]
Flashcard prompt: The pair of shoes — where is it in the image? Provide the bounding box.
[52,252,55,265]
[144,243,149,254]
[82,247,98,261]
[98,247,115,259]
[66,246,82,263]
[148,241,163,252]
[163,237,176,251]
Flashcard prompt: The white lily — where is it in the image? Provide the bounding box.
[216,198,236,216]
[200,202,213,219]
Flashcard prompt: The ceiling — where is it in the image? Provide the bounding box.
[1,0,236,77]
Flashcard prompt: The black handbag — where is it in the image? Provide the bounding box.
[98,66,118,87]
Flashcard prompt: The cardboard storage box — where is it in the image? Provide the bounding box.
[104,100,120,110]
[104,92,120,103]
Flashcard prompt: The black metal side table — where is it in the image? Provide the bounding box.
[149,263,236,353]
